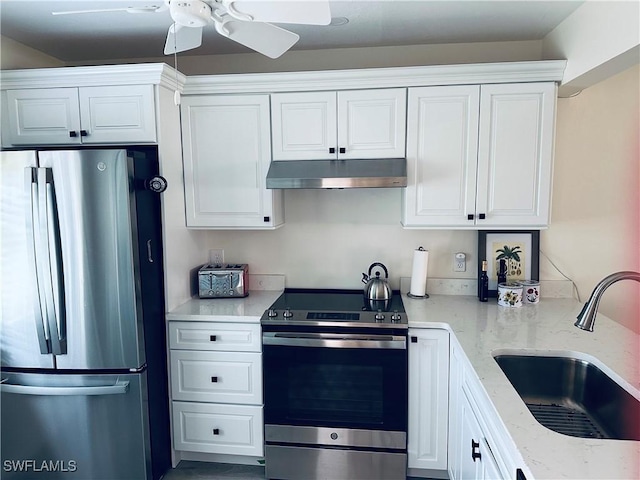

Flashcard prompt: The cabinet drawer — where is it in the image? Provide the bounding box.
[169,322,261,352]
[173,401,263,456]
[171,350,262,404]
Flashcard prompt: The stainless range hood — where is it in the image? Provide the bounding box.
[265,158,407,189]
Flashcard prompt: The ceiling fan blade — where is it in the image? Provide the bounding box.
[52,5,167,16]
[224,1,331,25]
[164,24,203,55]
[216,20,299,59]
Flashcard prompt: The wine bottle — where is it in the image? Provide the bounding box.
[479,260,489,302]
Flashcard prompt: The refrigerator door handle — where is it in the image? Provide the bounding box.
[25,167,51,354]
[0,380,130,396]
[37,168,67,355]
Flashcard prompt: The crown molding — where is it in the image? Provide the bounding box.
[0,63,186,91]
[183,60,567,95]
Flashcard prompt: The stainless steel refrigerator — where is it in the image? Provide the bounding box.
[1,148,170,479]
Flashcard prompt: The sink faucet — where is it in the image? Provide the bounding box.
[575,271,640,331]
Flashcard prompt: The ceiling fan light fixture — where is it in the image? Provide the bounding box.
[169,0,212,27]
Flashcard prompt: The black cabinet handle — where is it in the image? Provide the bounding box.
[209,335,217,342]
[339,147,346,154]
[471,439,481,462]
[80,130,88,137]
[478,213,486,220]
[467,214,474,220]
[211,376,218,383]
[411,336,418,343]
[212,428,220,435]
[329,147,336,154]
[263,216,270,222]
[69,131,78,138]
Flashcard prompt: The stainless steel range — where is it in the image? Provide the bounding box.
[261,289,408,480]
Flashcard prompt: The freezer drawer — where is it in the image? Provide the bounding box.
[1,371,151,479]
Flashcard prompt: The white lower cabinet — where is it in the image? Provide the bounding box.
[407,328,450,474]
[169,321,263,458]
[449,337,523,480]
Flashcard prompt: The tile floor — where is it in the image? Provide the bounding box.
[162,461,436,480]
[162,461,265,479]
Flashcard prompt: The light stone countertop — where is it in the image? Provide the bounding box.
[166,290,283,323]
[404,293,640,480]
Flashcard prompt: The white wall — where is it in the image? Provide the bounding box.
[541,64,640,332]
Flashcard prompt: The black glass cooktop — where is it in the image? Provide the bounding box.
[261,288,407,327]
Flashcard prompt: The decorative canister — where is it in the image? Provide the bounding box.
[497,282,523,307]
[521,280,540,304]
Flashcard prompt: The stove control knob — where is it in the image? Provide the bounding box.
[267,309,278,318]
[391,310,402,323]
[283,308,293,318]
[375,310,385,322]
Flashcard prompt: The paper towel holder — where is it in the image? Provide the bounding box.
[407,246,429,299]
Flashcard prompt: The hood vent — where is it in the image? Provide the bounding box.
[266,158,407,189]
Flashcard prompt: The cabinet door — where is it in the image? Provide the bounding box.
[476,83,556,227]
[459,390,484,480]
[78,85,156,144]
[408,329,449,471]
[337,88,407,159]
[403,86,480,227]
[5,88,82,145]
[181,95,283,228]
[271,91,337,160]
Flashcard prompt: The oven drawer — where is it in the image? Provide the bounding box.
[173,401,263,456]
[170,350,262,404]
[169,322,261,352]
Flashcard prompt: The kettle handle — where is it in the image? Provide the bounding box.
[368,262,389,279]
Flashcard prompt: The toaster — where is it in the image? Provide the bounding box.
[198,264,249,298]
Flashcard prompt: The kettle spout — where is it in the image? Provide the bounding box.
[361,273,369,284]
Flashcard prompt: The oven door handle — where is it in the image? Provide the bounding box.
[262,332,406,349]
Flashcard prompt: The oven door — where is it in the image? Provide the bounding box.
[262,330,407,433]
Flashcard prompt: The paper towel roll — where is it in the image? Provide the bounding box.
[409,247,429,297]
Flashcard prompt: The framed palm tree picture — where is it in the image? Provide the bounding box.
[478,230,540,296]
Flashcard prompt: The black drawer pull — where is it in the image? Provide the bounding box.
[69,131,78,138]
[211,376,218,383]
[410,336,418,343]
[339,147,346,154]
[471,439,481,461]
[213,428,220,435]
[467,214,474,220]
[478,213,486,220]
[329,147,336,154]
[209,335,217,342]
[80,130,88,137]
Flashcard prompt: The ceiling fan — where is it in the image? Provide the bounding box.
[52,0,332,59]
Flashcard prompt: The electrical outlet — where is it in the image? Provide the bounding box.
[454,252,466,272]
[209,249,224,265]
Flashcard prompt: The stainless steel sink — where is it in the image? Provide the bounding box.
[494,354,640,440]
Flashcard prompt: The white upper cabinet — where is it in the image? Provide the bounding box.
[181,94,284,229]
[476,83,556,227]
[271,88,406,160]
[403,85,480,227]
[4,85,156,146]
[403,82,556,228]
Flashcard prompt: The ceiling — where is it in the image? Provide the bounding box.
[0,0,584,62]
